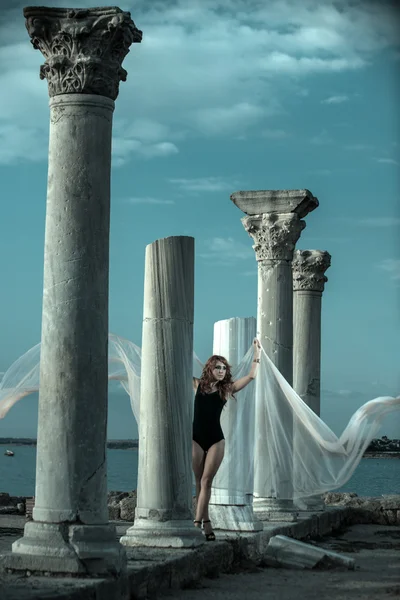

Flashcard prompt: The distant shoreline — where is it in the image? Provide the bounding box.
[0,438,138,450]
[1,438,399,457]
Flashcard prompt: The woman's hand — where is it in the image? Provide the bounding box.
[232,339,262,393]
[253,338,261,357]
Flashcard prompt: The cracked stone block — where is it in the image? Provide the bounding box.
[0,493,11,506]
[120,497,136,521]
[108,501,121,521]
[264,535,355,570]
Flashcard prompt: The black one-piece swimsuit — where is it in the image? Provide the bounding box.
[192,387,226,453]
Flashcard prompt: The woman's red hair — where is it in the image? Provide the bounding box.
[199,355,234,401]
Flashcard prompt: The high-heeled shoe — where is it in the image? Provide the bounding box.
[202,520,216,541]
[193,520,202,527]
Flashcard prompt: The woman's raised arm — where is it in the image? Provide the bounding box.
[231,338,261,394]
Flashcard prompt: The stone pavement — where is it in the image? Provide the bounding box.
[162,524,400,600]
[0,508,399,600]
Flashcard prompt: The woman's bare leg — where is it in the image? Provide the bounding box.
[196,440,225,533]
[192,440,205,526]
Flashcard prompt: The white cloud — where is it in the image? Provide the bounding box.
[110,117,182,164]
[120,118,186,143]
[1,0,399,164]
[257,53,364,74]
[376,158,399,166]
[122,197,175,205]
[169,177,238,193]
[378,259,400,281]
[322,95,349,104]
[192,102,269,136]
[112,138,179,166]
[199,237,253,263]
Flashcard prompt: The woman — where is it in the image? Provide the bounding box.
[192,338,261,540]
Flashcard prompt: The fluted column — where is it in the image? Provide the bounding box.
[209,317,263,531]
[8,6,142,576]
[293,250,331,416]
[231,190,318,520]
[292,250,331,512]
[120,237,203,548]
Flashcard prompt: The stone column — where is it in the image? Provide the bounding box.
[7,7,142,576]
[209,317,263,531]
[293,250,331,416]
[293,250,331,512]
[120,237,203,548]
[231,190,318,521]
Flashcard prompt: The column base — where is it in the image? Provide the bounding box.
[208,503,264,532]
[253,497,299,522]
[1,521,126,576]
[120,518,205,548]
[295,495,325,512]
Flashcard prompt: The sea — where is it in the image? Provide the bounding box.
[1,446,399,498]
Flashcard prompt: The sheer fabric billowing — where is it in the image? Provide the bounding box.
[0,334,203,426]
[1,334,399,502]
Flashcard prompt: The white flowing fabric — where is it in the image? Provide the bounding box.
[1,333,399,502]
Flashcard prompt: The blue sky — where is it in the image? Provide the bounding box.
[0,0,399,439]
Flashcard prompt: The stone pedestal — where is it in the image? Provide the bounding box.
[293,249,331,512]
[209,317,263,532]
[4,6,142,577]
[120,237,203,548]
[231,190,318,521]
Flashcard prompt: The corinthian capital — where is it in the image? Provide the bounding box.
[292,250,331,292]
[23,6,142,100]
[242,213,305,261]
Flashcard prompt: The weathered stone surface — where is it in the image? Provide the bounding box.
[108,491,130,504]
[231,189,319,217]
[0,496,25,515]
[108,501,121,521]
[120,497,136,522]
[233,191,318,519]
[292,250,331,293]
[0,494,11,507]
[0,507,18,515]
[6,8,138,574]
[324,493,400,525]
[31,93,114,529]
[243,213,305,262]
[264,534,355,570]
[231,190,318,518]
[121,237,203,548]
[265,535,355,569]
[324,492,359,505]
[293,250,331,417]
[23,5,142,99]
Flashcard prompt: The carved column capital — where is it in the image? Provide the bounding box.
[23,6,142,100]
[242,212,305,261]
[292,250,331,292]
